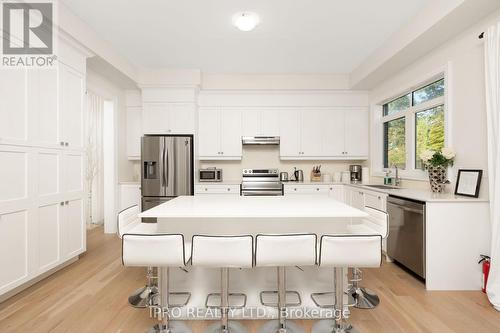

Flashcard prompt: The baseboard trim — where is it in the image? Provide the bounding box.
[0,257,79,303]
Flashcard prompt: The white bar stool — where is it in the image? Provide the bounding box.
[122,233,191,333]
[311,235,382,333]
[255,233,317,333]
[117,205,159,308]
[347,207,388,309]
[191,235,253,333]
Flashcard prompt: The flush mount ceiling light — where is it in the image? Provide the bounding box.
[232,12,260,31]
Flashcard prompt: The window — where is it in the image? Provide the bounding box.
[382,78,445,171]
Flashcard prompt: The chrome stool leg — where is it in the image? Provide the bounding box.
[312,268,359,333]
[148,268,192,333]
[257,267,305,333]
[129,267,158,308]
[350,268,379,309]
[204,268,248,333]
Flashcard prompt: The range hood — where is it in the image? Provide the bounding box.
[241,136,280,145]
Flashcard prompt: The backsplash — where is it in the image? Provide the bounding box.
[199,145,367,182]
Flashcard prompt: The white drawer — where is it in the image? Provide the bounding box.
[195,184,240,195]
[284,184,330,195]
[363,190,387,211]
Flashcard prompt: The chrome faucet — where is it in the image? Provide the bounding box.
[393,165,402,187]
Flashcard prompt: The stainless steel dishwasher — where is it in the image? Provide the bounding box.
[387,196,426,279]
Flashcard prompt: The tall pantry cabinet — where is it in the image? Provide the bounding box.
[0,38,90,298]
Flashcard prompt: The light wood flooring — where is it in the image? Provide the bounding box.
[1,227,499,333]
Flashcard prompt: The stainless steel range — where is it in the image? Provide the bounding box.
[241,169,283,196]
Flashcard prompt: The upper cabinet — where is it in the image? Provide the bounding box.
[279,107,368,160]
[142,102,195,135]
[198,108,242,160]
[241,109,280,136]
[60,65,85,150]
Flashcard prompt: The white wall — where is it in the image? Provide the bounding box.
[368,8,500,196]
[86,69,135,182]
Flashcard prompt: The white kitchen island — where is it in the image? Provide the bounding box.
[138,195,370,320]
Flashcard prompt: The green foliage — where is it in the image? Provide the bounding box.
[416,106,444,169]
[426,151,454,168]
[385,117,406,168]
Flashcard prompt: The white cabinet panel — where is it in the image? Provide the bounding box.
[126,107,142,159]
[284,184,330,195]
[60,66,84,149]
[62,198,84,259]
[0,70,27,142]
[29,69,59,146]
[142,104,170,134]
[323,109,345,156]
[38,203,61,271]
[198,108,220,157]
[63,152,83,193]
[328,185,344,202]
[364,191,386,211]
[198,108,242,160]
[0,210,28,291]
[241,110,261,136]
[169,103,195,134]
[220,109,242,158]
[344,108,368,157]
[261,109,280,136]
[194,184,240,195]
[119,184,141,210]
[38,151,60,196]
[0,149,27,202]
[143,103,195,135]
[279,110,300,157]
[300,110,323,156]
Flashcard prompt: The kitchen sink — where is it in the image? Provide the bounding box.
[365,184,401,190]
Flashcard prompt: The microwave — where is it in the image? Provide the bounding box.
[198,168,223,182]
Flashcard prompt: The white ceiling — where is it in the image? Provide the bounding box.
[62,0,431,74]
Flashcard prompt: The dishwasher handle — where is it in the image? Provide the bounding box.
[387,201,424,214]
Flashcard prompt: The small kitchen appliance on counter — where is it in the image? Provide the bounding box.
[241,169,283,196]
[280,172,289,182]
[291,168,304,182]
[349,165,363,183]
[198,167,223,182]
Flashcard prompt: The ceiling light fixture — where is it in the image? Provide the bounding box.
[232,12,260,32]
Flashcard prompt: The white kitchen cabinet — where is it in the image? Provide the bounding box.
[60,64,85,150]
[198,108,242,160]
[241,109,280,136]
[126,107,142,159]
[329,185,344,202]
[279,108,368,160]
[284,184,330,195]
[344,108,369,158]
[142,103,195,135]
[120,184,141,210]
[61,198,85,259]
[345,187,365,209]
[344,186,387,211]
[0,69,27,144]
[0,40,88,298]
[363,190,386,211]
[195,184,240,196]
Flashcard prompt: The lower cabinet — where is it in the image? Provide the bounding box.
[344,186,387,211]
[119,184,141,210]
[195,184,240,196]
[283,184,344,200]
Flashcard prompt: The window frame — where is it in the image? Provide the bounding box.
[373,70,450,181]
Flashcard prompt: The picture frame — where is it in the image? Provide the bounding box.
[454,169,483,198]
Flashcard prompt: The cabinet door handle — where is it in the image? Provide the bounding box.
[65,201,69,205]
[60,141,64,146]
[65,142,69,146]
[227,188,230,191]
[205,188,208,191]
[316,188,320,191]
[60,202,64,206]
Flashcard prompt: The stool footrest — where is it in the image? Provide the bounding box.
[260,290,302,307]
[311,291,357,308]
[205,292,247,309]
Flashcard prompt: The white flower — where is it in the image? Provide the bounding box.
[420,150,434,162]
[441,147,456,160]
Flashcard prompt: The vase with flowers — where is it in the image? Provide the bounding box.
[420,147,456,193]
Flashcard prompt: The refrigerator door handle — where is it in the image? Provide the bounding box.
[165,148,169,187]
[161,141,166,188]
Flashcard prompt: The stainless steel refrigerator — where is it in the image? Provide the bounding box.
[141,135,193,221]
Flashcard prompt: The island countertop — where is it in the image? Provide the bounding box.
[139,195,369,219]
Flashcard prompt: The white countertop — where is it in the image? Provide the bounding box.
[139,195,368,219]
[119,181,140,186]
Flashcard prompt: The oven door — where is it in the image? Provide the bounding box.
[241,189,283,196]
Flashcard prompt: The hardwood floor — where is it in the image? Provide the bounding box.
[1,226,499,333]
